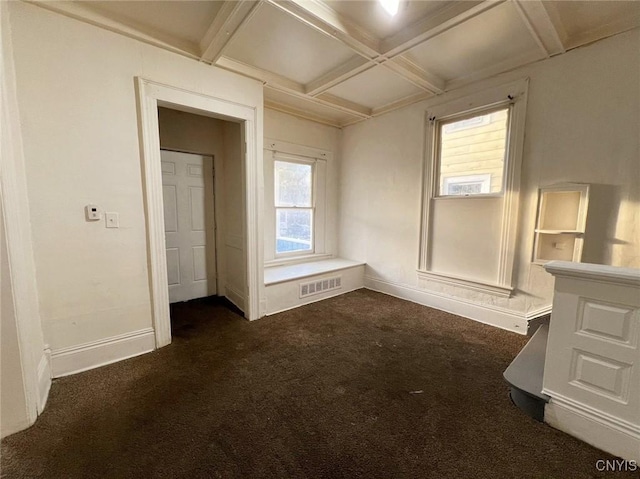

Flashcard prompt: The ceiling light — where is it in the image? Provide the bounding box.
[379,0,399,16]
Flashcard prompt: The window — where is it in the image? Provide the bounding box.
[418,79,529,295]
[264,140,330,264]
[437,107,509,196]
[274,160,313,255]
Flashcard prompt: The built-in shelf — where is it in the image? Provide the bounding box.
[532,184,589,264]
[534,229,582,234]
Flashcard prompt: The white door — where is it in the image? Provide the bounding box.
[161,150,216,303]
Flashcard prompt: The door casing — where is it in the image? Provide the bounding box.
[136,77,263,349]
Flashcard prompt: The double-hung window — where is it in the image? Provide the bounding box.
[264,140,330,264]
[418,79,528,296]
[274,159,314,255]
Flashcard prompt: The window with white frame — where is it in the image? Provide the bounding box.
[418,79,528,295]
[263,140,329,264]
[274,159,314,255]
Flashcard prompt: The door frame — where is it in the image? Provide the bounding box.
[136,77,263,349]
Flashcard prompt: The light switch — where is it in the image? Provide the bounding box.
[105,212,119,228]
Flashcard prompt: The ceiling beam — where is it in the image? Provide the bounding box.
[216,56,305,94]
[305,56,374,97]
[380,0,504,58]
[266,0,380,59]
[268,0,447,96]
[383,57,445,94]
[199,1,262,63]
[513,1,565,57]
[216,57,371,119]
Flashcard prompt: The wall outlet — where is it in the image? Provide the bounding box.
[105,212,119,228]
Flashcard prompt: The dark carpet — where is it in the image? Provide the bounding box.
[1,290,631,479]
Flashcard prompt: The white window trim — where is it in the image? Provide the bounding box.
[418,78,529,295]
[274,155,315,258]
[264,139,330,266]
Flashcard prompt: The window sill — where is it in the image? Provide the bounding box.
[432,194,503,200]
[417,269,513,298]
[265,258,365,286]
[265,253,333,268]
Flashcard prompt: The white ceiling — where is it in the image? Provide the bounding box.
[36,0,640,127]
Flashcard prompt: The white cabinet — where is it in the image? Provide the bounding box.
[532,184,589,264]
[542,261,640,461]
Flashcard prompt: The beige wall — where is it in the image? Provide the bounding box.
[8,2,262,353]
[339,29,640,315]
[158,107,224,157]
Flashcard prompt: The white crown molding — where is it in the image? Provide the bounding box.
[264,101,343,128]
[27,0,200,58]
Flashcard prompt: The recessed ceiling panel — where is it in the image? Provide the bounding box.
[324,0,449,39]
[325,65,424,109]
[264,88,362,126]
[404,1,542,82]
[545,1,640,39]
[225,3,357,85]
[87,1,222,45]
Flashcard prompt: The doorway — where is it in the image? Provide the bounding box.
[136,78,263,349]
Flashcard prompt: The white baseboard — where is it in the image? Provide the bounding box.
[526,304,552,320]
[51,328,155,378]
[544,392,640,462]
[365,275,529,334]
[225,285,245,314]
[37,351,51,413]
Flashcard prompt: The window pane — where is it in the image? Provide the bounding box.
[275,161,312,207]
[438,108,509,196]
[276,209,312,254]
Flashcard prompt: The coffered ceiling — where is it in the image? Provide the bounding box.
[34,0,640,127]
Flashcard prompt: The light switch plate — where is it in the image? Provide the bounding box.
[105,212,119,228]
[85,204,100,221]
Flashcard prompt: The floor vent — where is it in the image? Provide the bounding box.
[300,275,342,298]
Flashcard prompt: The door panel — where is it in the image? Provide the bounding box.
[161,150,216,303]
